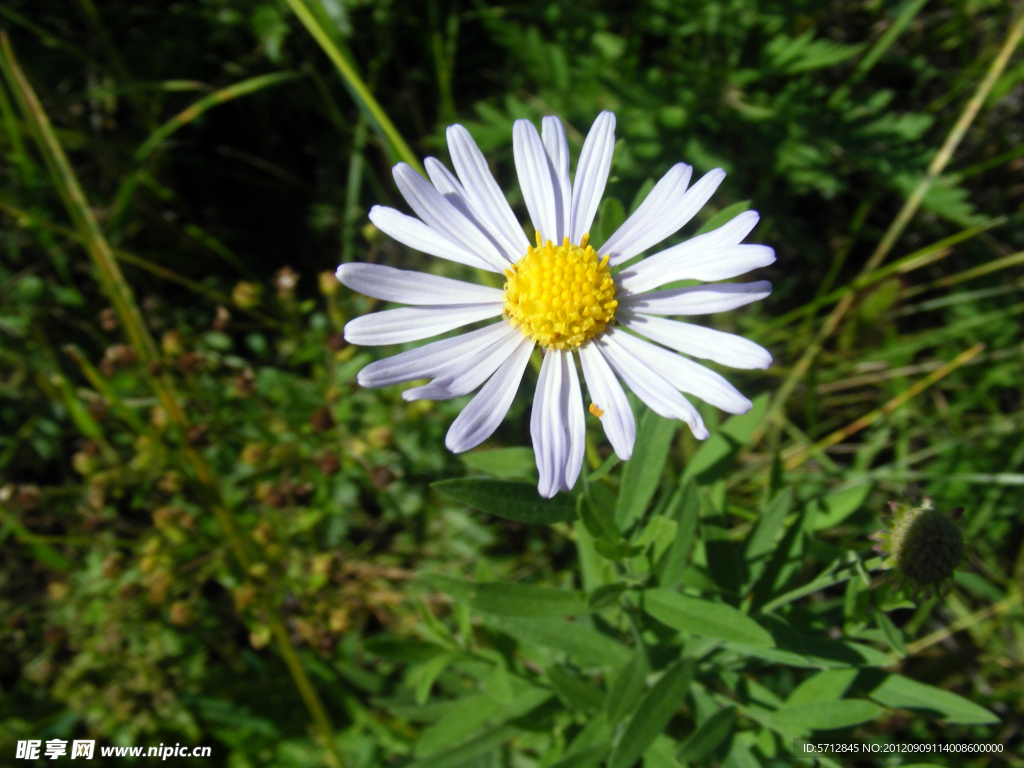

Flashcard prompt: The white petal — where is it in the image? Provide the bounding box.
[579,342,635,460]
[447,124,530,261]
[599,163,691,262]
[426,157,514,259]
[604,168,726,266]
[597,331,709,438]
[562,351,586,492]
[619,281,772,316]
[336,263,503,306]
[392,164,509,271]
[625,245,775,289]
[403,325,525,400]
[570,111,616,244]
[616,210,765,293]
[541,116,571,243]
[532,350,568,497]
[620,312,772,370]
[611,330,752,414]
[425,157,470,202]
[344,303,503,345]
[357,322,512,387]
[513,120,558,244]
[369,206,499,273]
[445,338,535,453]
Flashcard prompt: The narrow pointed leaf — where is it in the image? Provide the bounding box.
[676,706,736,762]
[643,589,774,647]
[425,575,589,617]
[772,699,882,730]
[607,659,695,768]
[432,478,577,523]
[615,410,677,528]
[868,674,998,724]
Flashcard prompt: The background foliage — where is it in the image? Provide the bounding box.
[1,0,1023,766]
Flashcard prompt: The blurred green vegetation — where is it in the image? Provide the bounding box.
[1,0,1022,766]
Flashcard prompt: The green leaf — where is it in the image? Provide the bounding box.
[604,650,649,729]
[772,699,882,730]
[643,590,774,647]
[745,487,793,562]
[587,583,628,610]
[810,483,872,530]
[653,480,699,589]
[676,706,735,762]
[727,637,891,669]
[483,615,632,669]
[875,612,905,656]
[616,410,678,528]
[579,495,619,541]
[547,746,610,768]
[424,575,589,617]
[459,447,536,479]
[868,674,998,724]
[683,395,768,484]
[548,664,603,711]
[786,669,857,706]
[643,735,682,768]
[593,196,626,246]
[409,652,458,705]
[607,659,695,768]
[695,199,751,235]
[432,478,577,524]
[587,452,620,482]
[414,684,551,757]
[407,724,517,768]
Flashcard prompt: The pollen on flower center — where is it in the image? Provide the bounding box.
[503,233,617,350]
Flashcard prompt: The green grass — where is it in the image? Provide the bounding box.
[1,1,1023,766]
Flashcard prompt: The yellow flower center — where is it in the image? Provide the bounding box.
[503,233,617,350]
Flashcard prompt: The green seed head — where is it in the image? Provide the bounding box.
[873,496,965,598]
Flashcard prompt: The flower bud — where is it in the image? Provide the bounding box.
[872,496,965,598]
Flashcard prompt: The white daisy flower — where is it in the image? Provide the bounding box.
[337,112,774,498]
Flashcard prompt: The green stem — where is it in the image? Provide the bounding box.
[760,556,885,614]
[285,0,424,173]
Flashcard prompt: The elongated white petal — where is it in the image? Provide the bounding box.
[369,206,499,272]
[424,157,480,223]
[616,210,764,293]
[563,351,586,492]
[620,312,772,370]
[426,156,515,259]
[403,325,524,400]
[579,342,635,460]
[357,322,512,387]
[336,263,503,306]
[600,163,691,261]
[619,281,772,316]
[392,164,509,271]
[446,338,535,453]
[532,351,568,497]
[541,116,571,243]
[570,111,616,244]
[598,331,708,438]
[612,330,752,414]
[424,156,470,201]
[447,124,529,260]
[605,168,726,266]
[632,245,776,289]
[344,303,502,345]
[514,119,559,244]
